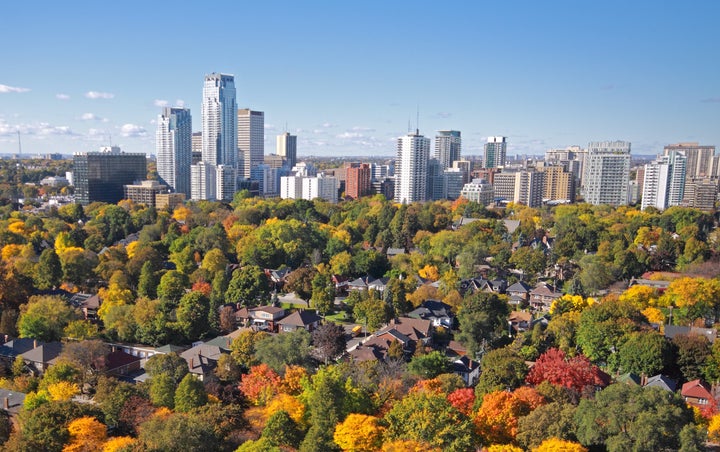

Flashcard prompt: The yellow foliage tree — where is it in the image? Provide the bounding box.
[63,416,107,452]
[102,436,136,452]
[1,244,23,261]
[265,393,306,427]
[381,439,441,452]
[487,445,524,452]
[532,438,588,452]
[641,306,665,326]
[97,284,135,322]
[125,241,139,260]
[172,206,192,223]
[47,381,80,401]
[619,285,659,308]
[549,294,595,316]
[7,220,26,235]
[333,413,385,452]
[281,365,308,395]
[418,264,440,282]
[707,412,720,442]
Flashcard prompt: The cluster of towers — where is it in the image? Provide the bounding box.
[156,73,297,201]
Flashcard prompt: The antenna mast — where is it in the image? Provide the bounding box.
[416,105,419,135]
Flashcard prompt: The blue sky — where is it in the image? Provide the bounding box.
[1,1,718,157]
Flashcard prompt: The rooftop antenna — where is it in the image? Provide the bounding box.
[416,105,420,135]
[407,118,411,134]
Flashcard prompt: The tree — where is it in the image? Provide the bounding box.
[35,248,62,290]
[137,261,159,299]
[175,291,210,342]
[255,329,312,373]
[384,391,476,452]
[240,364,281,406]
[509,246,547,278]
[63,320,100,340]
[59,248,98,288]
[575,384,695,452]
[407,351,449,379]
[311,271,336,314]
[456,292,510,357]
[63,416,107,452]
[144,352,188,383]
[532,438,587,452]
[575,299,644,364]
[59,340,109,392]
[517,402,578,450]
[262,410,303,449]
[353,292,392,332]
[671,334,711,382]
[14,401,104,452]
[230,330,269,369]
[18,295,78,342]
[299,366,347,452]
[285,267,316,304]
[447,388,476,416]
[174,374,208,412]
[226,265,270,306]
[156,270,189,309]
[616,331,672,376]
[92,377,142,431]
[525,348,604,394]
[474,389,540,445]
[475,347,528,397]
[47,381,80,401]
[0,410,11,445]
[312,322,347,363]
[333,414,384,452]
[149,373,176,408]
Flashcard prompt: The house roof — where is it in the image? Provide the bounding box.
[20,341,63,365]
[531,283,562,298]
[616,372,642,386]
[155,344,187,354]
[69,293,101,310]
[0,389,26,414]
[407,300,453,321]
[250,306,285,316]
[105,350,141,371]
[348,344,386,362]
[204,335,233,351]
[644,374,677,392]
[682,379,713,399]
[452,355,479,373]
[506,281,532,293]
[347,277,369,289]
[0,338,40,358]
[509,311,532,323]
[376,329,412,345]
[277,310,322,327]
[377,317,432,342]
[180,344,224,375]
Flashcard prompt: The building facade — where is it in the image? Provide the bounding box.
[191,161,215,201]
[156,107,192,197]
[73,147,147,205]
[435,130,461,170]
[238,109,264,179]
[124,180,169,207]
[641,150,687,211]
[582,141,631,206]
[276,132,297,169]
[395,131,430,203]
[483,136,507,169]
[346,163,371,199]
[460,178,495,205]
[537,164,575,202]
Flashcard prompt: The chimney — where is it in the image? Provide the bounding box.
[190,357,194,368]
[3,397,8,410]
[641,374,647,386]
[33,339,37,349]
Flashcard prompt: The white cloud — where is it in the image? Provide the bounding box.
[80,113,105,121]
[321,122,335,128]
[352,126,375,132]
[0,119,78,137]
[120,123,147,137]
[337,132,364,139]
[175,99,185,107]
[85,91,115,99]
[154,99,169,107]
[264,124,276,130]
[56,93,70,100]
[0,84,30,93]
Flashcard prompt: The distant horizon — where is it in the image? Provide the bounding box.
[1,1,718,157]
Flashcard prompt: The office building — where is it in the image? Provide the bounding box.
[277,132,297,169]
[426,159,445,201]
[537,164,575,202]
[202,73,237,167]
[156,107,192,197]
[641,151,687,211]
[191,132,202,164]
[664,142,716,180]
[582,141,631,206]
[73,146,146,205]
[460,178,495,205]
[395,130,430,203]
[444,168,465,200]
[435,130,461,170]
[483,136,507,169]
[492,170,545,207]
[238,109,264,179]
[346,163,371,199]
[124,180,169,208]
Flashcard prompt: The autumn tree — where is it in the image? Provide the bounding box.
[240,364,281,406]
[13,401,104,452]
[516,402,578,450]
[262,409,303,449]
[63,416,107,452]
[255,329,312,373]
[18,295,78,342]
[285,266,316,304]
[532,438,587,452]
[35,248,63,290]
[334,413,384,452]
[525,348,605,394]
[475,347,528,397]
[230,330,268,369]
[174,374,208,412]
[312,322,347,363]
[474,390,539,445]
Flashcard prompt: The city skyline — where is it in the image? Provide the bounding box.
[1,1,719,157]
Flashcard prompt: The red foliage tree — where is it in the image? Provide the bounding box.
[239,363,281,406]
[525,348,606,393]
[447,388,475,416]
[191,280,212,296]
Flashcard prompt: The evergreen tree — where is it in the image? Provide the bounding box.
[174,374,208,413]
[137,261,158,299]
[35,248,62,290]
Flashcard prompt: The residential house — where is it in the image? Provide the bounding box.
[506,281,532,305]
[350,316,434,361]
[20,341,63,374]
[347,277,370,292]
[180,343,225,381]
[616,372,642,386]
[266,268,292,291]
[0,338,40,364]
[508,311,532,335]
[452,355,480,386]
[682,379,714,408]
[367,277,389,294]
[529,283,563,311]
[664,325,717,344]
[105,350,142,377]
[69,293,101,320]
[0,389,26,415]
[643,374,677,392]
[277,310,322,333]
[407,300,454,329]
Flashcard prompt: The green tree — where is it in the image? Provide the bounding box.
[149,373,176,408]
[137,260,159,299]
[475,347,528,397]
[255,329,312,373]
[353,292,392,332]
[157,270,189,309]
[509,246,548,278]
[144,352,189,383]
[575,383,694,452]
[262,409,302,449]
[384,391,477,451]
[93,376,142,430]
[311,271,336,315]
[18,295,77,342]
[230,330,269,369]
[176,291,211,342]
[576,299,644,365]
[59,248,98,287]
[285,266,316,304]
[616,331,672,376]
[226,265,270,306]
[174,374,208,412]
[407,350,450,379]
[34,248,62,290]
[455,292,510,358]
[517,402,578,450]
[673,334,711,382]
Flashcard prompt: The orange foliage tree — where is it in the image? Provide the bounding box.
[532,438,588,452]
[62,416,107,452]
[280,364,308,395]
[447,388,476,416]
[239,363,281,406]
[333,413,385,452]
[474,388,543,445]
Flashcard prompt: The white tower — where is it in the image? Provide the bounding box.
[582,141,631,206]
[435,130,461,170]
[276,132,297,168]
[156,107,192,197]
[395,131,430,204]
[237,109,264,179]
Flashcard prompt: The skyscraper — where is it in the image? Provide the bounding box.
[641,150,687,211]
[277,132,297,169]
[238,109,264,179]
[582,141,631,206]
[201,73,237,167]
[395,130,430,203]
[484,136,507,169]
[435,130,461,170]
[156,107,192,197]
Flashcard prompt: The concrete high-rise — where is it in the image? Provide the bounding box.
[201,73,237,166]
[435,130,461,170]
[276,132,297,169]
[191,161,215,201]
[664,142,716,180]
[582,141,631,206]
[238,109,264,179]
[73,146,147,205]
[395,131,430,203]
[156,107,192,197]
[345,163,371,199]
[484,136,507,169]
[641,150,687,211]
